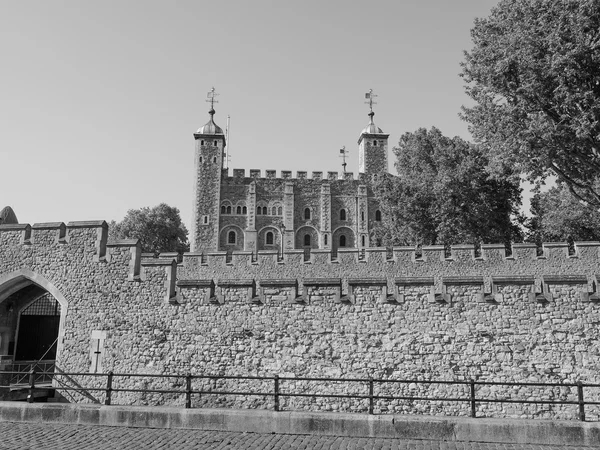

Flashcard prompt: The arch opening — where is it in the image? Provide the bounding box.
[0,271,68,375]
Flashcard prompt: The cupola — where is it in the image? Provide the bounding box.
[359,111,384,141]
[196,108,224,136]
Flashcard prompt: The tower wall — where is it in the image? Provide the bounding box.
[191,137,225,252]
[358,133,389,175]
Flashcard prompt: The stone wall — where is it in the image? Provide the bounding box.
[215,170,380,252]
[1,222,600,420]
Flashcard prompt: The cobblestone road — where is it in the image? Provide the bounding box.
[0,422,594,450]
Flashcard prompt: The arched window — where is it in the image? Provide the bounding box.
[340,209,346,221]
[304,208,311,220]
[242,206,247,214]
[340,235,346,247]
[226,205,232,214]
[262,206,267,215]
[272,207,277,216]
[228,230,236,244]
[221,205,226,214]
[236,206,242,214]
[257,206,262,215]
[361,236,366,247]
[278,206,282,215]
[213,140,217,146]
[375,210,382,221]
[324,235,328,245]
[304,234,311,246]
[200,140,205,145]
[373,140,378,146]
[266,232,274,245]
[361,211,365,221]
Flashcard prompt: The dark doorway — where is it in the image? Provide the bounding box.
[15,294,61,361]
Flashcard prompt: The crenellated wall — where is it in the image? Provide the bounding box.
[1,222,600,419]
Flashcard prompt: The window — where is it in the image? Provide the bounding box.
[262,206,267,215]
[226,205,232,214]
[340,209,346,221]
[257,206,262,215]
[277,206,282,215]
[361,236,365,247]
[203,216,209,224]
[200,140,204,145]
[340,235,346,247]
[272,207,277,216]
[304,208,311,220]
[221,205,226,214]
[213,157,217,163]
[304,234,311,246]
[228,231,236,244]
[373,140,378,146]
[199,156,203,163]
[242,206,247,214]
[324,235,328,245]
[236,206,242,214]
[266,232,274,245]
[214,140,217,146]
[375,210,382,221]
[361,211,365,221]
[376,239,382,247]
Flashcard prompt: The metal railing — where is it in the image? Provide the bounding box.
[7,362,56,386]
[1,370,599,421]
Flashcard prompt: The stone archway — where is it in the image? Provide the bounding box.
[0,270,68,365]
[332,227,355,254]
[295,226,319,250]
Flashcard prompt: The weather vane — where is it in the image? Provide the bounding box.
[365,88,377,112]
[206,87,219,109]
[339,146,349,174]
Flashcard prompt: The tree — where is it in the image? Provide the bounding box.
[0,206,18,225]
[461,0,600,206]
[371,127,523,247]
[109,203,189,254]
[528,182,600,243]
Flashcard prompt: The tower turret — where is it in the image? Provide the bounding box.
[358,90,389,175]
[190,88,226,253]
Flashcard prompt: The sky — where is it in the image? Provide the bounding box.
[0,0,504,228]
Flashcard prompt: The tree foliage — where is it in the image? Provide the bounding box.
[109,203,189,254]
[528,182,600,243]
[0,206,18,225]
[461,0,600,205]
[371,127,523,247]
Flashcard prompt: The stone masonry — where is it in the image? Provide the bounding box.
[1,221,600,420]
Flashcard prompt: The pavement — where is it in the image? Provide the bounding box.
[0,422,594,450]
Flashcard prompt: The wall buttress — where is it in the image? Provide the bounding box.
[320,183,331,249]
[357,185,368,248]
[283,182,295,251]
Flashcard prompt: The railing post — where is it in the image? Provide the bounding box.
[185,374,192,409]
[577,381,586,422]
[274,375,280,412]
[104,371,113,406]
[469,379,476,418]
[26,370,35,403]
[368,377,374,415]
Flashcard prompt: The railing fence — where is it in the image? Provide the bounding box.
[1,370,598,421]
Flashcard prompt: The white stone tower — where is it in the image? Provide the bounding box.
[190,88,226,253]
[358,90,389,175]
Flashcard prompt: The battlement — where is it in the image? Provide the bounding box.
[2,221,600,306]
[226,168,373,182]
